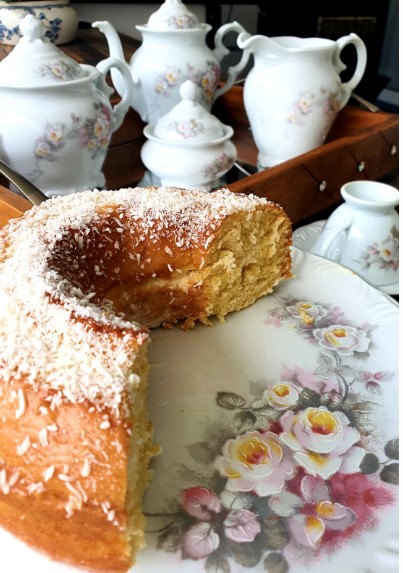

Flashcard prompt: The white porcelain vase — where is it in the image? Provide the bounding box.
[0,0,78,45]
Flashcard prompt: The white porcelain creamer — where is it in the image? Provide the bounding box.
[237,32,367,170]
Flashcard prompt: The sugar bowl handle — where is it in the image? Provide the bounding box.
[96,56,134,132]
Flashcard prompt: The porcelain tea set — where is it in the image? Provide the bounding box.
[0,0,371,197]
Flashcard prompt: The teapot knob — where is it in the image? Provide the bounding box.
[19,14,46,42]
[179,80,199,103]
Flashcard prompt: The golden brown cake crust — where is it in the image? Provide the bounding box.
[0,377,134,572]
[0,186,292,572]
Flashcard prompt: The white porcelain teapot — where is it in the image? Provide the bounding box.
[0,14,134,197]
[93,0,250,124]
[237,32,367,169]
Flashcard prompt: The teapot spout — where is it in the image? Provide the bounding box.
[92,20,127,66]
[92,20,148,120]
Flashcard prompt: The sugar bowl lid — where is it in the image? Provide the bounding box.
[145,0,201,30]
[0,14,87,86]
[152,80,227,143]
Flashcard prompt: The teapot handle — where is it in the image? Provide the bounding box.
[213,21,251,100]
[334,33,367,109]
[310,205,353,259]
[96,57,135,132]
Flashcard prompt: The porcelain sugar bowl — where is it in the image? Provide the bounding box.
[141,80,236,192]
[0,14,134,197]
[94,0,249,123]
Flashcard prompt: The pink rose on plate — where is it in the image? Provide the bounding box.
[214,430,296,496]
[286,301,328,325]
[280,406,365,479]
[312,324,370,356]
[262,381,301,410]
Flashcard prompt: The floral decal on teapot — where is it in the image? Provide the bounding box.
[353,228,399,272]
[166,14,199,29]
[149,296,398,572]
[155,61,220,106]
[287,88,341,132]
[28,103,112,182]
[37,60,83,82]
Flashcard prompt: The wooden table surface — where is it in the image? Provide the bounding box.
[0,185,31,227]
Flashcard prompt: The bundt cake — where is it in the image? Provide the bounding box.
[0,186,292,572]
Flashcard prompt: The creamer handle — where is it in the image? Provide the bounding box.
[334,33,367,109]
[96,57,135,132]
[310,206,353,258]
[213,21,251,100]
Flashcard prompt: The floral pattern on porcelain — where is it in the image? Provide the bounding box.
[0,21,19,43]
[187,61,220,103]
[0,8,63,43]
[37,59,82,81]
[353,229,399,272]
[151,296,398,572]
[154,61,220,106]
[36,12,63,42]
[287,87,341,130]
[166,14,198,29]
[165,119,204,139]
[201,152,233,179]
[29,102,112,181]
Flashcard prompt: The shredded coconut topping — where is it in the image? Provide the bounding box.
[0,186,271,415]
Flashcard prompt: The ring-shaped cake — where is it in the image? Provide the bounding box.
[0,186,292,571]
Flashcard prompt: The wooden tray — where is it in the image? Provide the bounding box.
[0,185,31,227]
[213,87,399,225]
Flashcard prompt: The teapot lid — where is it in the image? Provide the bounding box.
[152,80,225,142]
[145,0,201,30]
[0,14,88,86]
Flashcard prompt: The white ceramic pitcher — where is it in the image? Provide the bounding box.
[237,32,367,170]
[310,181,399,288]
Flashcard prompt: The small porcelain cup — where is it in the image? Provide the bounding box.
[310,180,399,287]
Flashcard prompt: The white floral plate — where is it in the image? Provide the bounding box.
[0,248,399,573]
[293,220,399,296]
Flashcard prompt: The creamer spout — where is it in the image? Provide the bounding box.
[236,32,279,56]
